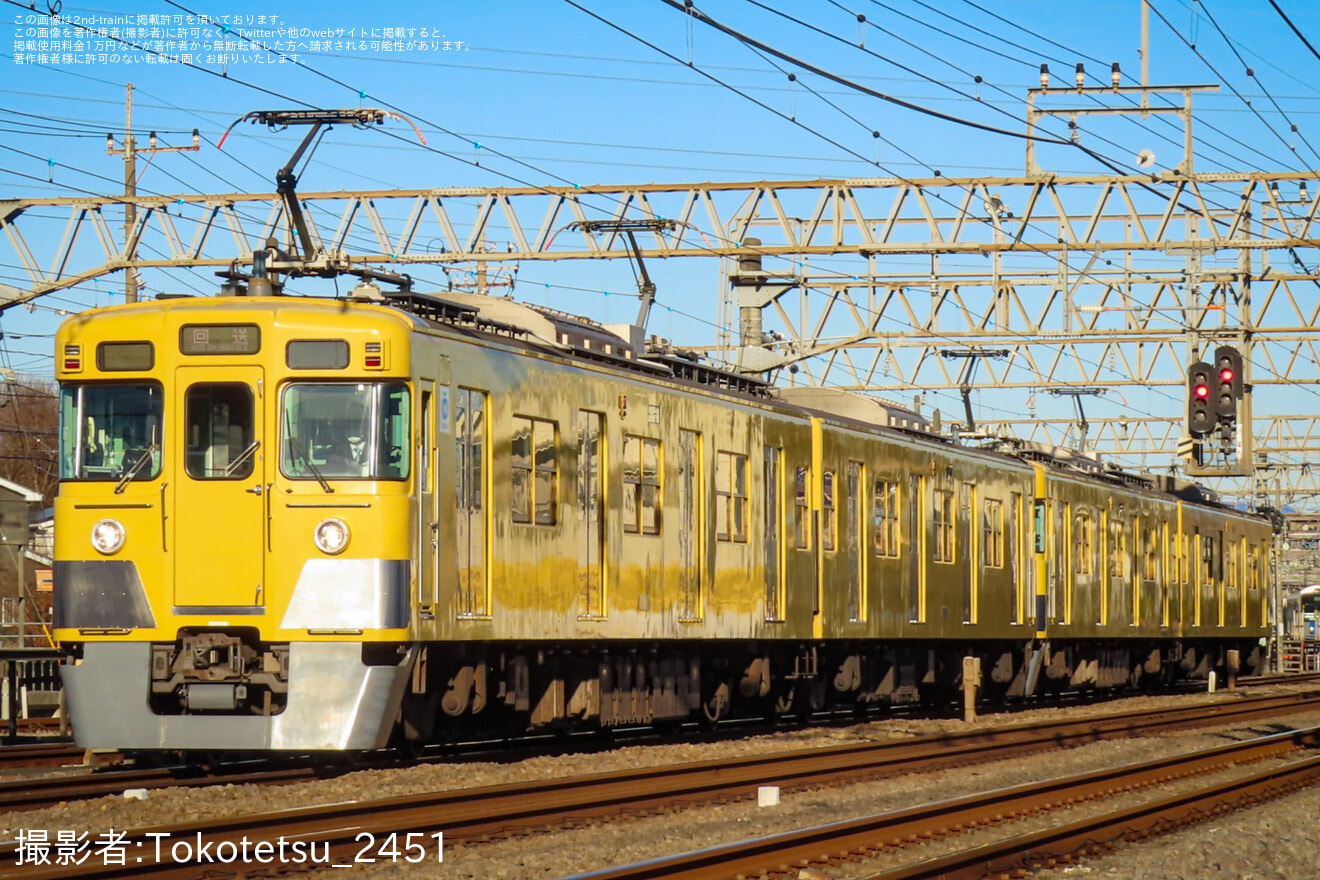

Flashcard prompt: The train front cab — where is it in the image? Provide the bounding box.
[52,300,423,752]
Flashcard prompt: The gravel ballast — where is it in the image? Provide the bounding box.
[4,686,1319,879]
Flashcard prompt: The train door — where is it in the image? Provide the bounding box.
[172,367,265,609]
[764,446,785,621]
[1046,499,1060,622]
[908,473,922,623]
[1009,491,1022,624]
[963,483,976,624]
[1193,527,1202,626]
[577,410,604,618]
[417,381,435,613]
[677,428,702,621]
[845,460,863,622]
[455,388,488,617]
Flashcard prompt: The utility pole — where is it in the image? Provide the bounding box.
[106,83,199,303]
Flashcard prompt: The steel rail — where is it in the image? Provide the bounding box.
[871,757,1320,879]
[566,728,1320,880]
[6,691,1320,879]
[0,744,86,771]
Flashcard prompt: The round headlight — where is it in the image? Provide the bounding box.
[90,518,126,555]
[313,517,350,555]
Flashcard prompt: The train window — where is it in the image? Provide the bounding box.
[286,340,349,370]
[622,434,661,535]
[279,382,411,481]
[983,498,1004,568]
[511,416,558,526]
[1032,500,1046,553]
[59,383,163,481]
[1202,532,1218,582]
[794,466,810,550]
[932,489,954,563]
[715,450,748,543]
[1073,512,1092,575]
[874,478,900,558]
[821,470,836,551]
[1188,530,1198,585]
[1143,526,1159,581]
[96,341,154,371]
[184,383,256,480]
[1109,520,1127,578]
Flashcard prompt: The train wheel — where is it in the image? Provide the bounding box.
[701,694,726,730]
[700,682,730,731]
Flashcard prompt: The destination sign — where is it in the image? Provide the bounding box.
[179,324,261,355]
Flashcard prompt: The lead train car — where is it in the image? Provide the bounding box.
[52,292,1270,752]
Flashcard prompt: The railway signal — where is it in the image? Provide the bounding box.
[1214,345,1244,425]
[1187,361,1214,438]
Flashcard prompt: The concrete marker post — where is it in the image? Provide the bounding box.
[963,656,982,723]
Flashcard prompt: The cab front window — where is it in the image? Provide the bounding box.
[280,382,410,480]
[59,384,163,481]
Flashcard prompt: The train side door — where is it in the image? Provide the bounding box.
[455,388,489,616]
[676,428,702,621]
[417,380,435,613]
[172,367,266,610]
[577,410,605,618]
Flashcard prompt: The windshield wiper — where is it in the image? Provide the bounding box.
[287,434,333,494]
[114,444,159,494]
[224,439,261,477]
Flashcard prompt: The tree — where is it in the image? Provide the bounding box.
[0,378,59,502]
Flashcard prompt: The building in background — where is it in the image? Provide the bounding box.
[0,478,49,647]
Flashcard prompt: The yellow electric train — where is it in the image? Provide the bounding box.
[51,289,1271,753]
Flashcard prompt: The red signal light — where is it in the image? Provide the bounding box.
[1194,384,1210,399]
[1220,367,1234,383]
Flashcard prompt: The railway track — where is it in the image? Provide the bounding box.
[0,743,88,772]
[4,686,1318,815]
[7,689,1320,878]
[572,727,1320,880]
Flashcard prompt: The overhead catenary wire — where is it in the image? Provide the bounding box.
[939,0,1302,172]
[1147,0,1309,167]
[1268,0,1320,64]
[594,3,1320,422]
[1192,0,1320,166]
[558,2,1195,424]
[865,0,1288,175]
[5,0,1314,432]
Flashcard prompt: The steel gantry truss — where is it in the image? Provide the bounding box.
[4,171,1320,507]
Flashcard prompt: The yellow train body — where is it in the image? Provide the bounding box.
[51,293,1270,752]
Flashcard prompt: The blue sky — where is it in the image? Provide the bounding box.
[3,0,1319,440]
